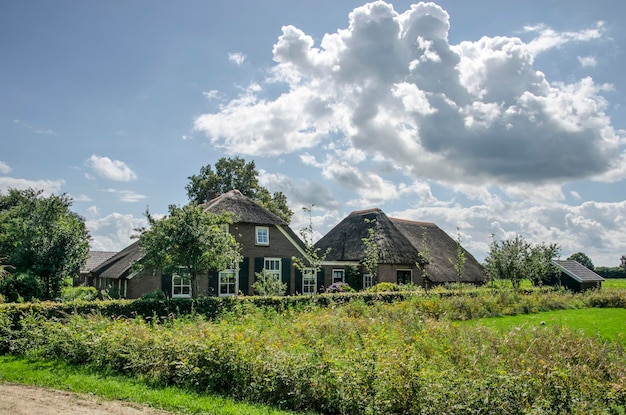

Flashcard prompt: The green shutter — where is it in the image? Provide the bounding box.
[282,257,291,295]
[239,257,249,295]
[294,268,303,294]
[254,257,264,274]
[161,273,172,298]
[317,268,325,293]
[208,270,219,297]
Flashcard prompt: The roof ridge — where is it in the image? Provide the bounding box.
[349,208,382,216]
[390,217,436,226]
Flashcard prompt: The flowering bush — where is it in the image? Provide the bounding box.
[325,282,355,293]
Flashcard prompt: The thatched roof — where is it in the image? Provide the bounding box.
[91,241,142,280]
[552,260,605,283]
[315,208,422,264]
[201,189,287,225]
[315,209,486,283]
[390,218,486,283]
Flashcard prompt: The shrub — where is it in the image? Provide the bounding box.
[139,288,167,301]
[0,273,41,303]
[325,282,355,293]
[252,269,287,296]
[368,282,399,292]
[61,286,98,302]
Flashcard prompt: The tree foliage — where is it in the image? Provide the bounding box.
[567,252,595,270]
[0,188,90,300]
[252,269,287,296]
[361,218,379,283]
[292,205,330,274]
[186,157,293,223]
[485,234,560,289]
[137,204,241,298]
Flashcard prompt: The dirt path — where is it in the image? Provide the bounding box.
[0,383,175,415]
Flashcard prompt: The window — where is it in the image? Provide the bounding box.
[172,271,192,297]
[256,226,269,245]
[332,269,345,284]
[219,269,238,296]
[397,270,412,285]
[264,258,281,281]
[302,268,316,295]
[363,273,373,290]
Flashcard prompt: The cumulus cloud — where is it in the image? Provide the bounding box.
[86,212,147,251]
[0,177,64,195]
[194,1,621,188]
[0,161,11,174]
[88,155,137,181]
[578,55,597,67]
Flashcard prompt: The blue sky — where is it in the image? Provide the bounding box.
[2,1,625,266]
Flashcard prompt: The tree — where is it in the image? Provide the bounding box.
[137,204,241,298]
[0,188,90,300]
[567,252,595,270]
[485,234,560,289]
[361,218,379,285]
[449,228,466,283]
[186,157,293,223]
[292,205,330,275]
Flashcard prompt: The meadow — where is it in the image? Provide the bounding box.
[1,287,625,414]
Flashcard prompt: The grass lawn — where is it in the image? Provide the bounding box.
[603,278,626,290]
[463,307,626,342]
[0,356,309,415]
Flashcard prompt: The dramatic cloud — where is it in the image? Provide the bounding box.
[88,155,138,182]
[0,161,11,174]
[194,1,622,188]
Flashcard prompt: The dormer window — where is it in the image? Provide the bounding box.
[256,226,269,245]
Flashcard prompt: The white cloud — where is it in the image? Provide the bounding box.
[88,155,138,181]
[87,212,147,251]
[194,2,620,187]
[228,52,246,66]
[0,161,11,174]
[72,194,92,202]
[0,177,64,195]
[13,119,56,135]
[104,188,146,203]
[86,205,99,215]
[578,55,597,67]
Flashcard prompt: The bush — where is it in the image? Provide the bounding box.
[368,282,399,292]
[252,269,287,296]
[139,289,167,301]
[61,286,98,302]
[0,273,40,303]
[325,282,355,293]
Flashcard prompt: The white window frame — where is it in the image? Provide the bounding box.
[172,270,192,298]
[332,269,345,284]
[264,257,281,281]
[218,269,238,297]
[302,267,316,295]
[363,273,373,290]
[256,226,269,245]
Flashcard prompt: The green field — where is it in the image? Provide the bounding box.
[603,278,626,289]
[464,307,626,342]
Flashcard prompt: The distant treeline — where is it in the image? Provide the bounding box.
[595,266,625,279]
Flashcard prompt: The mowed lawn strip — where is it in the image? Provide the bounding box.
[0,356,310,415]
[462,307,626,342]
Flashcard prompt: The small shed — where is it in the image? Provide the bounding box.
[550,260,604,292]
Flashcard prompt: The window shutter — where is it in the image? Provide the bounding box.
[317,268,325,292]
[281,257,291,294]
[208,270,219,297]
[161,273,172,298]
[294,268,302,295]
[239,257,249,295]
[254,257,264,274]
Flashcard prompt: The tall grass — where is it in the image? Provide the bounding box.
[2,290,625,414]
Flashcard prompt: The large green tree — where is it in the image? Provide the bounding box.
[137,204,241,298]
[0,188,90,300]
[186,157,293,223]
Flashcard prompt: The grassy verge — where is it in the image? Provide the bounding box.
[0,355,309,415]
[462,307,626,342]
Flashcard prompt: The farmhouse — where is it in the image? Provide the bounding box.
[314,208,486,289]
[89,190,314,298]
[550,259,604,292]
